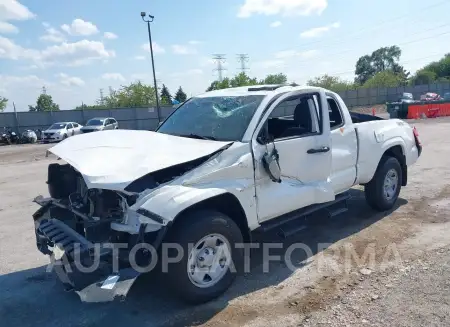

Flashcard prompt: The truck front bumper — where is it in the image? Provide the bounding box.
[33,204,168,303]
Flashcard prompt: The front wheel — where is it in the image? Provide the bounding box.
[365,156,402,211]
[164,210,244,304]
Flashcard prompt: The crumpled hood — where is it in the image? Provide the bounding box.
[48,130,232,191]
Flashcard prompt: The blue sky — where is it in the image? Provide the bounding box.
[1,0,449,111]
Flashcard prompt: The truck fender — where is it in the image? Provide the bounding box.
[134,182,258,230]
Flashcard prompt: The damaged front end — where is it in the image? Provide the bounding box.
[32,163,171,303]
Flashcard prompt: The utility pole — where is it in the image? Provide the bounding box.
[212,54,227,82]
[236,54,249,73]
[99,88,104,106]
[141,11,161,122]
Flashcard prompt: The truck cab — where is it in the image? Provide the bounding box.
[32,85,422,305]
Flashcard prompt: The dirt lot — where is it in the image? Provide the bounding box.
[1,118,450,327]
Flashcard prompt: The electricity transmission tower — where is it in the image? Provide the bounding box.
[212,54,227,81]
[99,88,105,106]
[236,54,249,73]
[42,86,47,95]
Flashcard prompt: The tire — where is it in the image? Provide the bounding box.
[163,210,244,304]
[364,156,402,211]
[63,134,68,140]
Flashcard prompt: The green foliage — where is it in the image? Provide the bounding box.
[362,71,402,88]
[410,54,450,85]
[355,46,405,85]
[230,72,259,87]
[77,81,157,109]
[29,94,60,112]
[174,86,187,103]
[160,84,172,105]
[205,72,289,92]
[0,96,7,112]
[307,74,355,92]
[411,70,437,85]
[261,73,288,84]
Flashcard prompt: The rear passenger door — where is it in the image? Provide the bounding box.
[251,89,334,223]
[327,94,358,193]
[66,123,74,136]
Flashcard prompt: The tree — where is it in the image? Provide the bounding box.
[230,72,259,87]
[362,71,402,88]
[411,54,450,85]
[29,94,60,112]
[262,73,287,85]
[307,74,355,92]
[411,70,437,86]
[160,84,172,105]
[174,86,187,103]
[205,78,231,92]
[0,96,7,112]
[355,46,404,85]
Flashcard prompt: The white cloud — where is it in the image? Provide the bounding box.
[39,40,115,66]
[0,0,35,34]
[103,32,118,39]
[238,0,328,18]
[133,55,146,60]
[0,36,38,60]
[57,73,85,87]
[0,36,115,66]
[0,21,17,33]
[300,21,340,38]
[274,49,319,59]
[61,18,99,36]
[270,21,282,28]
[0,0,35,21]
[141,42,165,54]
[171,44,197,55]
[101,73,125,81]
[40,22,66,43]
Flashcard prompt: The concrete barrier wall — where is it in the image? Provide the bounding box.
[2,82,450,132]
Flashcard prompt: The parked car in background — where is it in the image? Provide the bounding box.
[80,117,119,133]
[420,92,441,101]
[399,92,415,103]
[443,92,450,101]
[42,122,83,143]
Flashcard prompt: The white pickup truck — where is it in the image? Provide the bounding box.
[32,85,422,304]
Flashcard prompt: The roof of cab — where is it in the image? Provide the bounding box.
[195,84,326,98]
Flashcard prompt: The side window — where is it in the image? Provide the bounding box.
[105,119,110,125]
[73,123,79,128]
[327,97,344,129]
[66,123,73,129]
[262,94,321,141]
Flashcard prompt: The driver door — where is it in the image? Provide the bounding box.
[251,89,334,223]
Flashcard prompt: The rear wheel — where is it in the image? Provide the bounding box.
[365,156,402,211]
[164,210,244,304]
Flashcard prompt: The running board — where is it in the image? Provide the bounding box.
[260,192,350,238]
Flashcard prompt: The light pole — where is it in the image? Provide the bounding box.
[141,11,161,122]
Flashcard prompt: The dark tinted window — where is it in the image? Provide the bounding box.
[157,95,266,141]
[87,119,105,126]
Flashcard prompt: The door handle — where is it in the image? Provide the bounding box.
[307,146,330,154]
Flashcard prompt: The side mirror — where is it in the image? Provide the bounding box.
[262,148,281,183]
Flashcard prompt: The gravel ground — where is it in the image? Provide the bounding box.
[1,117,450,327]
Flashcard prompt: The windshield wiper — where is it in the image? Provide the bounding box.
[179,133,217,141]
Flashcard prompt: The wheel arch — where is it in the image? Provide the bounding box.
[171,192,251,243]
[382,145,407,186]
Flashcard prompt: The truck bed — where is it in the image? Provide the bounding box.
[350,112,385,123]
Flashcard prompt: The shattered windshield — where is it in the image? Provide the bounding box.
[157,95,265,141]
